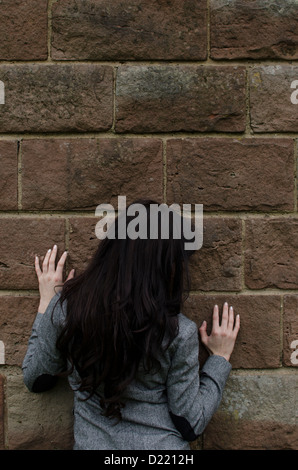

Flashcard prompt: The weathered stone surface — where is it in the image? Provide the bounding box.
[250,66,298,132]
[68,217,100,276]
[210,0,298,60]
[189,218,242,291]
[0,296,39,366]
[167,138,294,211]
[204,372,298,449]
[283,296,298,367]
[22,138,163,210]
[0,375,4,449]
[0,65,113,133]
[6,370,73,450]
[115,66,246,133]
[0,218,65,290]
[184,294,281,369]
[52,0,207,60]
[244,218,298,289]
[0,0,48,60]
[0,140,18,210]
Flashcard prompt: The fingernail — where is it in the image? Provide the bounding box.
[53,244,57,249]
[48,248,51,252]
[230,305,233,310]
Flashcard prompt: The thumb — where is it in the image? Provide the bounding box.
[199,320,208,345]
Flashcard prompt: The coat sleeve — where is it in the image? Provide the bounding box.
[22,293,67,393]
[166,319,232,441]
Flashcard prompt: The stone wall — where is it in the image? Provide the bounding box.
[0,0,297,450]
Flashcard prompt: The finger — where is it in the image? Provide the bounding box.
[212,304,219,333]
[35,255,42,278]
[227,305,234,331]
[66,268,75,281]
[221,302,229,329]
[233,314,240,336]
[55,250,68,279]
[42,248,52,273]
[199,321,208,345]
[48,244,57,271]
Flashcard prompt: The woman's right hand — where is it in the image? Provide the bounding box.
[35,245,75,314]
[199,302,240,362]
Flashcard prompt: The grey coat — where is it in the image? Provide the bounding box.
[22,293,232,450]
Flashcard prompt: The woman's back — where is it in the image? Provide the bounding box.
[23,199,239,450]
[23,292,232,450]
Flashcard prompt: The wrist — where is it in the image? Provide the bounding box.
[214,353,231,362]
[38,299,50,314]
[209,351,231,362]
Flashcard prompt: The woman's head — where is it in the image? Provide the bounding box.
[57,199,194,420]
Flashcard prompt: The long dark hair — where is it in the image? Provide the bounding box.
[56,199,193,420]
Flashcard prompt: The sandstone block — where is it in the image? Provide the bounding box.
[167,138,294,211]
[52,0,207,60]
[283,296,298,367]
[184,294,281,369]
[6,371,73,450]
[0,0,48,60]
[68,217,100,276]
[22,138,163,210]
[0,296,39,366]
[210,0,298,60]
[244,218,298,289]
[250,65,298,132]
[115,66,246,133]
[0,140,18,210]
[189,218,242,291]
[0,218,65,290]
[0,65,113,133]
[205,372,298,449]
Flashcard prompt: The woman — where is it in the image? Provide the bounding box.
[22,200,240,450]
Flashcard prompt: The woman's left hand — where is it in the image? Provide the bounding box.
[35,245,75,313]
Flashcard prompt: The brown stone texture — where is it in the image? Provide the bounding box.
[167,138,295,211]
[250,65,298,132]
[115,65,246,133]
[210,0,298,60]
[204,373,298,449]
[0,140,18,210]
[6,372,73,450]
[21,138,163,210]
[68,217,100,275]
[0,65,113,133]
[0,0,48,61]
[0,376,4,449]
[189,218,242,291]
[283,296,298,367]
[51,0,207,61]
[0,218,65,290]
[0,296,39,366]
[244,218,298,289]
[184,295,281,369]
[0,0,297,452]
